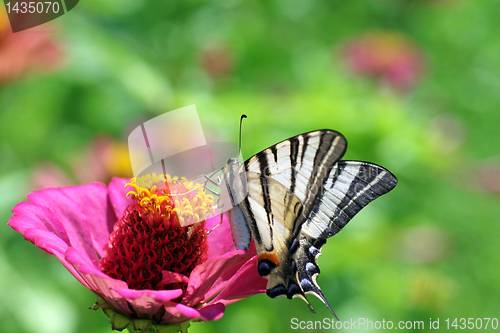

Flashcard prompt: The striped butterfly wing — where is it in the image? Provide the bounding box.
[222,170,304,253]
[301,161,398,240]
[223,130,397,316]
[241,130,347,303]
[295,161,398,315]
[244,130,347,238]
[240,172,307,301]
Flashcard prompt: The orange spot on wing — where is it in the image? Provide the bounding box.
[258,252,279,266]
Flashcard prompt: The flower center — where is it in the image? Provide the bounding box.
[99,174,214,295]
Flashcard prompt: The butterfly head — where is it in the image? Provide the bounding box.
[224,157,245,181]
[226,157,239,168]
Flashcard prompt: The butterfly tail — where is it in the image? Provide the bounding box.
[294,235,340,321]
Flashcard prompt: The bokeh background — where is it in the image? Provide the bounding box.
[1,0,500,332]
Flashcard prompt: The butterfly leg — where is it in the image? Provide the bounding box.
[168,183,220,196]
[198,172,224,197]
[199,211,226,239]
[202,165,224,184]
[186,168,224,197]
[168,166,225,197]
[202,174,222,187]
[201,185,220,197]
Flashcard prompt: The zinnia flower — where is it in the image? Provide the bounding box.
[199,42,233,79]
[341,31,425,91]
[8,175,266,332]
[0,8,63,83]
[32,136,133,191]
[475,161,500,194]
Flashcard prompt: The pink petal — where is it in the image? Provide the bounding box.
[10,201,69,244]
[114,288,183,302]
[65,247,132,316]
[182,250,254,306]
[27,188,98,264]
[160,270,189,286]
[205,212,237,259]
[22,228,89,287]
[198,303,225,321]
[108,178,132,220]
[66,248,192,321]
[57,183,116,257]
[171,303,201,319]
[165,302,224,322]
[210,256,266,306]
[161,302,201,324]
[113,288,184,319]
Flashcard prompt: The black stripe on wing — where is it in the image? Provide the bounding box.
[257,152,274,228]
[298,131,346,234]
[301,160,397,240]
[300,134,310,166]
[242,196,262,245]
[289,135,300,197]
[244,130,348,242]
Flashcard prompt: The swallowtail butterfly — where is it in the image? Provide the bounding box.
[213,120,397,317]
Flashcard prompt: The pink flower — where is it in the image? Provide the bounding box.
[0,10,64,84]
[32,136,133,191]
[199,42,234,79]
[341,31,425,91]
[8,177,266,332]
[475,161,500,194]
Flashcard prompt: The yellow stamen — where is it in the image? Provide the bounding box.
[125,173,215,226]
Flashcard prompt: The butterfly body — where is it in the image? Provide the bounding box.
[218,129,397,316]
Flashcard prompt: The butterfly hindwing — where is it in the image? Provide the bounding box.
[294,235,333,314]
[300,160,398,240]
[240,172,308,300]
[295,160,398,315]
[244,172,303,253]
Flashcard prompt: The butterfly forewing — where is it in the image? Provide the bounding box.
[244,172,304,253]
[244,130,347,237]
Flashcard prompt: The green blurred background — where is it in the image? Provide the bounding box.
[1,0,500,332]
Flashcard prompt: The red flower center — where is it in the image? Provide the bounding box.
[99,175,214,295]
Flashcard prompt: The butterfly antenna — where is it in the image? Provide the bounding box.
[238,114,247,157]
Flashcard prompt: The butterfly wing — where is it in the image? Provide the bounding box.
[220,165,311,303]
[241,130,347,301]
[221,170,303,254]
[241,172,307,300]
[244,130,347,237]
[224,130,398,316]
[295,161,398,314]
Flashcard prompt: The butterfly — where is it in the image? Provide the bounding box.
[211,125,397,317]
